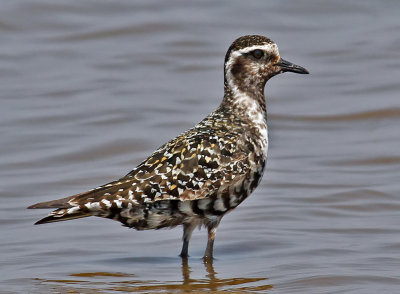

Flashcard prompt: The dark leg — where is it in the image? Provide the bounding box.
[181,256,191,285]
[180,223,196,257]
[203,257,216,286]
[203,225,217,261]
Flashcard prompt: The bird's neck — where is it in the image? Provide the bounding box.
[221,77,267,122]
[221,77,269,155]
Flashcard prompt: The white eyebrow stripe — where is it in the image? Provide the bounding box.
[224,43,279,72]
[237,44,278,54]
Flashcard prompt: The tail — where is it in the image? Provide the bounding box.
[28,195,76,209]
[28,195,91,225]
[33,208,91,225]
[28,178,127,225]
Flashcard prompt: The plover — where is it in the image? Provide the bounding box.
[28,35,308,259]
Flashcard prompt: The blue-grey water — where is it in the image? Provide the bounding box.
[1,1,400,293]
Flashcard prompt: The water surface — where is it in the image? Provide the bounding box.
[1,1,400,293]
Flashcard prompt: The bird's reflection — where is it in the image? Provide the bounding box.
[181,257,218,289]
[32,258,272,293]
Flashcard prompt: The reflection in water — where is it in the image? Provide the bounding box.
[32,259,272,293]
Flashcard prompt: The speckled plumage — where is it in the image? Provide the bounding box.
[28,35,308,259]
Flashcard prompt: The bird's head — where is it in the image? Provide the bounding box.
[224,35,309,96]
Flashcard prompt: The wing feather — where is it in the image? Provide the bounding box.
[29,118,253,220]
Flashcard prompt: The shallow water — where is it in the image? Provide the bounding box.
[1,1,400,293]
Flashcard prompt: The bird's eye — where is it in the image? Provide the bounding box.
[251,49,264,59]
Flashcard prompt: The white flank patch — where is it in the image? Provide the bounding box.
[148,213,167,228]
[213,199,226,212]
[178,201,193,215]
[229,195,238,207]
[197,199,210,210]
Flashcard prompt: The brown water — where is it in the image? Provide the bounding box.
[1,1,400,293]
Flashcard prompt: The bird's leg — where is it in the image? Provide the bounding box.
[180,223,196,258]
[181,256,191,284]
[203,225,218,261]
[203,257,216,282]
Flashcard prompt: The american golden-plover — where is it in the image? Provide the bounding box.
[28,35,309,259]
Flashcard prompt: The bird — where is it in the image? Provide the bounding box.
[28,35,308,260]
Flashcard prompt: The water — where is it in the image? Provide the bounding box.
[1,1,400,293]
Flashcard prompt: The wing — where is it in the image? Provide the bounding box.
[30,125,249,203]
[80,127,249,205]
[28,117,254,224]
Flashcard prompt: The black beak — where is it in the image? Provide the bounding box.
[276,58,309,74]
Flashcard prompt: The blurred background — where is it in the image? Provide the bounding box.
[1,1,400,293]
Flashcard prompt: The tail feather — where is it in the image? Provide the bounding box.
[28,181,117,225]
[27,195,77,209]
[28,193,96,225]
[34,208,91,225]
